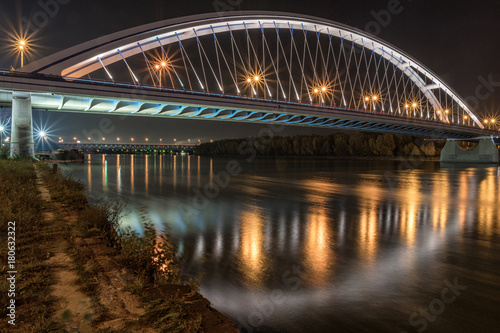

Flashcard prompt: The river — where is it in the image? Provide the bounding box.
[60,154,500,332]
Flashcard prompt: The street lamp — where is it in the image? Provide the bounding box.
[155,60,169,88]
[0,125,4,147]
[18,40,27,67]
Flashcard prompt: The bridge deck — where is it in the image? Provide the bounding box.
[1,70,498,139]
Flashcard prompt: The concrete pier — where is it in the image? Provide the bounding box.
[10,91,34,158]
[440,137,499,163]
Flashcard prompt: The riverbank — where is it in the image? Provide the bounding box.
[192,154,442,162]
[0,159,236,332]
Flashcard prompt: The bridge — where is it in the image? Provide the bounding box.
[58,143,195,154]
[0,11,498,161]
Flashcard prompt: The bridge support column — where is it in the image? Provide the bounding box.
[10,92,34,158]
[440,138,499,164]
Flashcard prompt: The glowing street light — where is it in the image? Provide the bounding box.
[18,40,27,67]
[0,126,4,146]
[131,137,134,142]
[40,131,46,138]
[145,138,149,142]
[155,59,170,88]
[117,137,120,141]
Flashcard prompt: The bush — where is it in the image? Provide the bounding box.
[77,202,122,246]
[118,223,180,285]
[0,146,9,159]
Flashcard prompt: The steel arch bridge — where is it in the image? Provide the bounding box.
[2,11,498,140]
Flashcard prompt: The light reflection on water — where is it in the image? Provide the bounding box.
[62,155,500,332]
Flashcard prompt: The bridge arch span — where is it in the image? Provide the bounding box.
[21,11,483,129]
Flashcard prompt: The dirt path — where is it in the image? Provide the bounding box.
[36,172,94,332]
[36,171,157,332]
[75,237,156,332]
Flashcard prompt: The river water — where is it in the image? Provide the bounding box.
[60,154,500,332]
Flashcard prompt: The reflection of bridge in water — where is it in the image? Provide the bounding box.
[1,11,499,162]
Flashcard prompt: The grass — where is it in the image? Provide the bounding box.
[0,159,62,332]
[145,296,202,333]
[37,160,207,332]
[0,158,214,332]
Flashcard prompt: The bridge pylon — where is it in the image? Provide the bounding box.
[10,91,34,158]
[440,137,499,164]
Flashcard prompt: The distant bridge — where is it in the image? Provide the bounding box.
[0,11,498,158]
[58,142,195,154]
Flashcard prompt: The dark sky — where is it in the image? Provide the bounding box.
[0,0,499,144]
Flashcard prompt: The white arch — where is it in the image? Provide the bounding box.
[21,11,483,128]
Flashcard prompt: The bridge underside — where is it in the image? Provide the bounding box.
[1,72,495,140]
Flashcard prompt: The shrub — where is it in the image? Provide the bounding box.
[118,223,180,285]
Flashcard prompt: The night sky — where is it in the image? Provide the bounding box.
[0,0,499,144]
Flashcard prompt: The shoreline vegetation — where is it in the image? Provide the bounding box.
[195,132,446,158]
[1,159,236,332]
